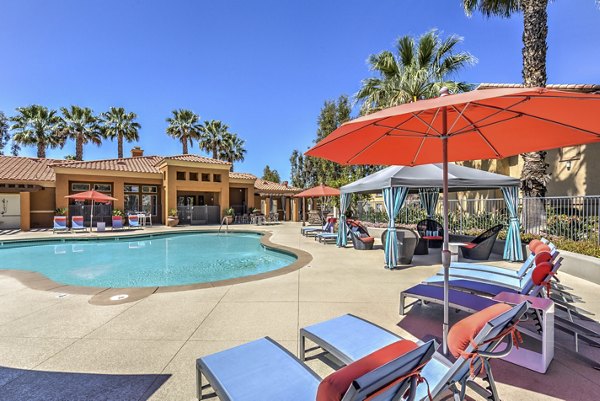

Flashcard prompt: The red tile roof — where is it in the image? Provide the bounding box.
[229,172,257,180]
[0,156,57,182]
[477,83,600,93]
[159,154,231,165]
[254,180,301,194]
[51,156,163,174]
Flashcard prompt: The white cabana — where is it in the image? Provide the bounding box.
[341,164,522,267]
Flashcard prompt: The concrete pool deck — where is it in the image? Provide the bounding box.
[0,223,599,400]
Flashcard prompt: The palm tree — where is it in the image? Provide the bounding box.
[101,107,141,158]
[59,106,104,161]
[10,105,62,158]
[355,30,476,114]
[219,132,246,169]
[199,120,229,159]
[165,109,201,154]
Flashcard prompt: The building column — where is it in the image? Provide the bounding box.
[264,196,271,215]
[285,197,291,221]
[19,192,30,231]
[292,198,299,222]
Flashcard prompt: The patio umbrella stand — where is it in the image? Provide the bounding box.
[65,190,118,232]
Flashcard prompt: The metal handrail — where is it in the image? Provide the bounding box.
[218,216,229,234]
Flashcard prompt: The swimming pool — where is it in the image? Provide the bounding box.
[0,232,297,288]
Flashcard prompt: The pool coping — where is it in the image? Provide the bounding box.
[0,228,313,305]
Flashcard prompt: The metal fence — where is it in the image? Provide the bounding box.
[356,194,600,244]
[68,204,113,227]
[177,205,221,225]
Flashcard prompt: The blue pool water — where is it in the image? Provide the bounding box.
[0,232,296,287]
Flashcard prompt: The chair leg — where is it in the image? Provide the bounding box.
[196,365,202,400]
[399,293,406,315]
[299,332,306,361]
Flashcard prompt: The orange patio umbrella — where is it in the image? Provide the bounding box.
[294,184,340,225]
[306,87,600,353]
[66,190,118,231]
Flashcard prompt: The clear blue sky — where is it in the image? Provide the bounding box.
[1,0,598,180]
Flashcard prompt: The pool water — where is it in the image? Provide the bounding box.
[0,232,296,287]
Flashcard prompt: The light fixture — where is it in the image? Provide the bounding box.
[566,160,572,171]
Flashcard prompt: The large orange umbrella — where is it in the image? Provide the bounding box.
[306,87,600,352]
[66,190,117,231]
[294,184,340,225]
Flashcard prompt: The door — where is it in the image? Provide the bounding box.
[0,194,21,230]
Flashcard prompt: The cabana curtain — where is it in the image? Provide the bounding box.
[501,186,523,262]
[383,186,409,268]
[418,188,440,218]
[337,192,351,247]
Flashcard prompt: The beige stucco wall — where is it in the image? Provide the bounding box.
[30,187,55,228]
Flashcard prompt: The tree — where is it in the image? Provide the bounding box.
[262,165,281,183]
[219,132,246,170]
[199,120,228,159]
[462,0,558,197]
[355,30,476,114]
[166,109,201,154]
[101,107,141,158]
[0,112,12,155]
[59,106,104,161]
[10,105,62,158]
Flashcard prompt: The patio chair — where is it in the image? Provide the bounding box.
[460,224,503,260]
[111,216,124,231]
[128,214,141,229]
[196,336,436,401]
[300,303,528,401]
[71,216,86,232]
[381,228,419,264]
[53,216,68,233]
[301,219,333,236]
[349,228,374,250]
[417,218,443,249]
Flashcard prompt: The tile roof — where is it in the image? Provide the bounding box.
[477,83,600,93]
[254,180,302,194]
[160,154,231,165]
[229,172,257,180]
[50,156,163,174]
[0,156,57,182]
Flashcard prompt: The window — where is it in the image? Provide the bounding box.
[124,185,139,193]
[125,194,139,213]
[213,174,221,182]
[201,173,210,182]
[71,183,90,192]
[94,183,112,192]
[176,171,186,180]
[189,172,198,181]
[142,185,157,193]
[142,194,158,215]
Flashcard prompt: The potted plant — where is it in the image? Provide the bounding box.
[55,207,67,217]
[224,207,235,224]
[167,208,179,227]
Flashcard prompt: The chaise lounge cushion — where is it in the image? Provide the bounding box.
[533,243,551,255]
[448,303,512,358]
[534,251,553,265]
[532,261,553,286]
[316,339,418,401]
[528,239,543,253]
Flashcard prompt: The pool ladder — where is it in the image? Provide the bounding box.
[218,217,229,234]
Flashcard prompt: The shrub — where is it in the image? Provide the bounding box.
[54,207,67,216]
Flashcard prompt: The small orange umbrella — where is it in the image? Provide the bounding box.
[294,184,340,225]
[66,190,117,231]
[306,87,600,353]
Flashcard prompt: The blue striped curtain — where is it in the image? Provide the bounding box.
[419,188,440,218]
[383,186,409,268]
[337,192,351,247]
[501,186,524,261]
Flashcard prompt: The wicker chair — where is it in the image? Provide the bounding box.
[380,228,419,264]
[415,219,444,253]
[460,224,503,260]
[348,221,374,250]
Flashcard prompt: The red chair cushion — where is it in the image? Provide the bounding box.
[532,261,553,286]
[528,239,542,253]
[448,303,513,358]
[316,340,418,401]
[534,243,551,254]
[461,243,477,249]
[358,236,375,243]
[55,216,66,221]
[422,236,443,240]
[534,251,552,265]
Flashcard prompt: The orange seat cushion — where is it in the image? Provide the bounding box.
[534,251,552,265]
[448,303,513,358]
[532,261,553,286]
[423,236,442,240]
[528,239,542,253]
[359,236,375,243]
[316,340,418,401]
[534,243,551,254]
[461,243,477,249]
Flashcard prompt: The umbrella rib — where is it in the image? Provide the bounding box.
[471,101,600,137]
[450,105,502,158]
[410,108,441,165]
[371,124,436,137]
[450,114,523,136]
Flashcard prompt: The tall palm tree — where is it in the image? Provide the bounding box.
[59,106,104,161]
[199,120,229,159]
[101,107,141,158]
[219,132,246,170]
[355,30,476,114]
[10,105,62,158]
[165,109,201,154]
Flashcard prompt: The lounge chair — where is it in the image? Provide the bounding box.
[71,216,86,232]
[416,218,444,251]
[300,303,528,401]
[381,228,419,264]
[128,214,141,229]
[196,336,436,401]
[111,216,124,230]
[53,216,68,233]
[460,224,503,260]
[301,220,332,236]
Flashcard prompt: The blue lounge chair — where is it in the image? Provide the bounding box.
[128,214,141,229]
[71,216,86,232]
[300,303,528,401]
[316,232,339,244]
[53,216,68,233]
[112,216,124,230]
[301,220,333,237]
[196,336,436,401]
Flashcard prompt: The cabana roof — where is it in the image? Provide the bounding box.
[341,163,518,194]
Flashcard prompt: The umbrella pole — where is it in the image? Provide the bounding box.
[441,108,450,355]
[90,200,94,232]
[302,198,306,226]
